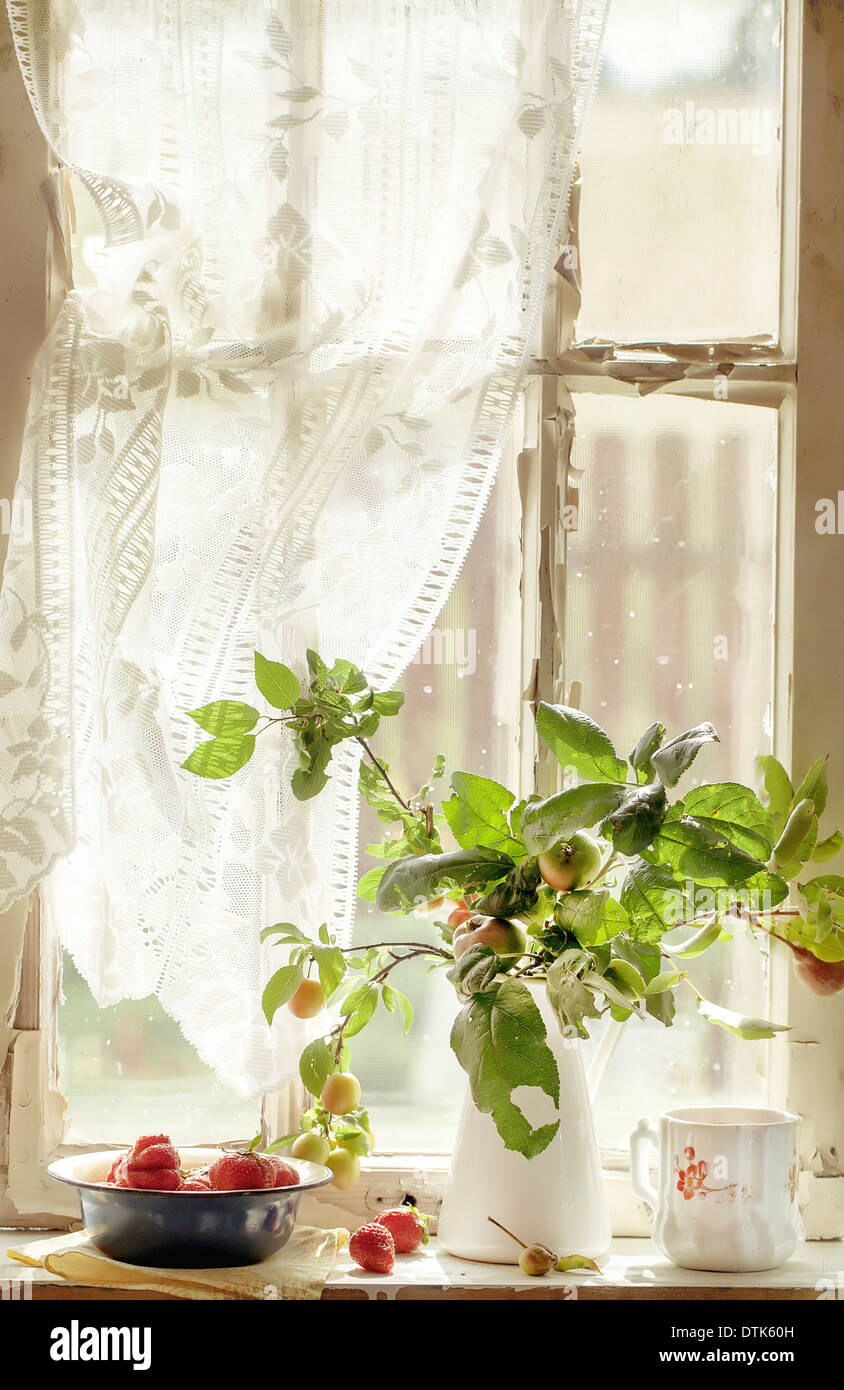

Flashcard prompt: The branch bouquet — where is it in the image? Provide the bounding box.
[182,651,843,1169]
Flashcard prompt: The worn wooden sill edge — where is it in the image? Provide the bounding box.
[2,1237,841,1301]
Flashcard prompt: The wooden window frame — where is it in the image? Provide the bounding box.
[2,0,842,1240]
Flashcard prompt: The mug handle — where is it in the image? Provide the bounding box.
[630,1117,660,1212]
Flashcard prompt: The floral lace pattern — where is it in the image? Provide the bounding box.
[1,0,608,1093]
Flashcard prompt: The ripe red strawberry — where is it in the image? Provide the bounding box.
[208,1151,276,1191]
[349,1221,395,1274]
[123,1133,181,1190]
[268,1157,299,1188]
[106,1154,127,1185]
[129,1167,182,1190]
[181,1171,213,1191]
[375,1206,429,1254]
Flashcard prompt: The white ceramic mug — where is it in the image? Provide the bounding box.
[630,1106,802,1272]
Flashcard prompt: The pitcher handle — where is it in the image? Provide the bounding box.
[630,1117,660,1212]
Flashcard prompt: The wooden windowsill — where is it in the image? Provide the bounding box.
[2,1235,841,1301]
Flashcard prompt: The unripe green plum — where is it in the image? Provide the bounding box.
[291,1131,331,1164]
[321,1071,362,1116]
[537,830,603,893]
[452,915,526,962]
[325,1148,361,1190]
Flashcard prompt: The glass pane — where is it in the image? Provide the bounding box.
[59,954,259,1144]
[566,391,778,1150]
[576,0,784,345]
[348,465,523,1152]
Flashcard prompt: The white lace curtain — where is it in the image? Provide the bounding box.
[1,0,607,1094]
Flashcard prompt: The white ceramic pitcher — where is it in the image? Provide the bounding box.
[437,984,611,1263]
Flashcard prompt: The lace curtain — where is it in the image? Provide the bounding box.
[1,0,607,1094]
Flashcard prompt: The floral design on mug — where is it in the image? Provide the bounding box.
[786,1149,799,1203]
[674,1145,744,1202]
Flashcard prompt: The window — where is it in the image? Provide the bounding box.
[4,0,842,1242]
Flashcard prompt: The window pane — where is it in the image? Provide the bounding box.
[59,954,259,1144]
[348,465,523,1152]
[576,0,784,345]
[566,391,777,1149]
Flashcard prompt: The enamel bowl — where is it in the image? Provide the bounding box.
[47,1147,332,1268]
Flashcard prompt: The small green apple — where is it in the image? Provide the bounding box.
[537,830,603,893]
[452,915,526,962]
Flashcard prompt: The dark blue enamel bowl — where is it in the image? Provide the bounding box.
[47,1147,331,1268]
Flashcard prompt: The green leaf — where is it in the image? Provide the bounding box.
[601,782,667,856]
[677,783,774,859]
[755,755,793,835]
[697,998,789,1041]
[620,860,686,942]
[332,1124,370,1157]
[306,649,329,685]
[356,865,386,902]
[812,829,843,863]
[182,734,256,779]
[299,1038,333,1097]
[793,755,830,818]
[474,859,541,917]
[555,1254,601,1273]
[603,958,645,999]
[450,979,560,1158]
[254,651,300,708]
[546,953,603,1039]
[187,700,259,736]
[649,815,765,886]
[376,847,514,913]
[651,722,719,788]
[371,690,405,715]
[442,772,523,856]
[520,783,627,855]
[645,986,676,1028]
[554,889,630,947]
[311,945,345,1000]
[671,915,722,958]
[629,722,666,784]
[446,943,503,996]
[291,731,332,800]
[260,921,309,945]
[262,963,303,1022]
[392,989,414,1034]
[343,986,378,1037]
[612,936,661,984]
[329,658,368,694]
[645,969,682,995]
[535,704,627,784]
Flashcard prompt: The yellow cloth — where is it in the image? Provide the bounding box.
[7,1225,348,1300]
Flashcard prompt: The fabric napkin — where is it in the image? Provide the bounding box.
[7,1224,348,1300]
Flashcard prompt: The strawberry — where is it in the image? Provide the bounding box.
[268,1157,299,1188]
[375,1206,429,1254]
[349,1221,395,1274]
[106,1154,127,1185]
[122,1133,181,1191]
[208,1151,276,1191]
[129,1167,182,1191]
[181,1171,213,1192]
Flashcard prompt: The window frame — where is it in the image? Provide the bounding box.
[2,0,842,1240]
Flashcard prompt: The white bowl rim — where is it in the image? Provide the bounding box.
[47,1147,332,1196]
